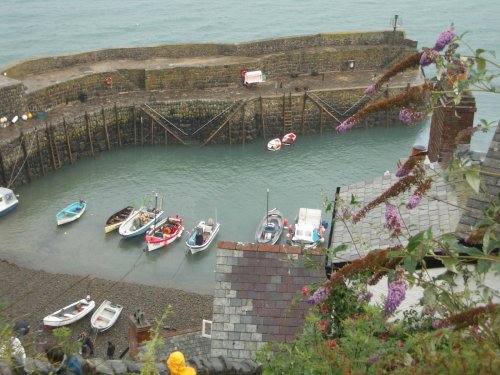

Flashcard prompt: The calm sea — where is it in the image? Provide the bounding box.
[0,0,498,294]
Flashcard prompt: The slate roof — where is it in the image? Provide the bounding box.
[330,162,460,264]
[211,242,326,360]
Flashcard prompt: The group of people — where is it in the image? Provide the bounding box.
[44,348,196,374]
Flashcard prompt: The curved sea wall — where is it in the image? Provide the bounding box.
[0,30,418,188]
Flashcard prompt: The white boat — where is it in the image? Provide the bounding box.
[287,208,327,249]
[0,187,18,217]
[267,138,281,151]
[119,206,165,238]
[186,218,221,254]
[90,300,123,332]
[43,296,95,327]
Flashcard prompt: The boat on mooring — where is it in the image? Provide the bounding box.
[0,187,18,217]
[255,189,284,245]
[186,217,221,254]
[282,132,297,145]
[119,207,165,238]
[104,206,135,233]
[56,200,87,226]
[267,138,282,151]
[287,208,327,249]
[43,296,95,327]
[145,215,184,251]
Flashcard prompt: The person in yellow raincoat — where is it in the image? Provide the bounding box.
[166,351,196,375]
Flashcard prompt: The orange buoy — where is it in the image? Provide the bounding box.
[284,218,288,226]
[105,76,113,86]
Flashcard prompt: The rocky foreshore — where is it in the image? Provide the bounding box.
[0,259,214,360]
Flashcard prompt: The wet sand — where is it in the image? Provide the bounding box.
[0,259,213,359]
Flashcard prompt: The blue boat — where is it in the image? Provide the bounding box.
[56,200,87,225]
[0,187,18,217]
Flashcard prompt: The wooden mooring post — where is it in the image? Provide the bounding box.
[0,148,7,186]
[35,128,45,176]
[85,112,95,156]
[114,104,122,147]
[19,131,31,183]
[102,108,111,150]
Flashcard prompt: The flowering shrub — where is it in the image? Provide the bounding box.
[258,26,499,374]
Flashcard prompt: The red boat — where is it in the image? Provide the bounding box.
[145,215,184,252]
[282,132,297,145]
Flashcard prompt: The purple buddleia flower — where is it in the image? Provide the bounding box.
[419,49,440,67]
[399,107,426,124]
[364,84,377,96]
[384,279,408,315]
[432,319,441,329]
[336,117,357,132]
[384,202,402,236]
[307,286,330,306]
[406,191,423,209]
[395,166,410,177]
[434,28,456,52]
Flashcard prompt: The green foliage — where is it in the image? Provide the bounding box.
[258,27,500,374]
[51,327,79,356]
[137,306,172,375]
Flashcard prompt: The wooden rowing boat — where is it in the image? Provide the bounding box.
[104,206,134,233]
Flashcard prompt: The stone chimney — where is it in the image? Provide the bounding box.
[427,93,476,165]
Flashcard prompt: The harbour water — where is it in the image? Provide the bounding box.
[0,1,498,295]
[1,128,424,294]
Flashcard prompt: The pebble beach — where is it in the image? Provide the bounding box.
[0,259,214,360]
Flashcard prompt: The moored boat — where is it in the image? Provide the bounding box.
[282,132,297,145]
[267,138,281,151]
[104,206,135,233]
[56,200,87,226]
[0,187,18,217]
[43,296,95,327]
[287,208,327,249]
[118,207,164,238]
[186,218,221,254]
[145,215,184,251]
[90,300,123,332]
[255,208,284,245]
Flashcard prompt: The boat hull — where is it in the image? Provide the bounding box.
[43,298,95,327]
[104,206,134,233]
[255,208,284,245]
[145,215,184,251]
[186,221,221,254]
[0,187,18,217]
[90,300,123,332]
[56,201,87,226]
[119,208,165,238]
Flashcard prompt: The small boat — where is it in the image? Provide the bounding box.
[287,208,327,249]
[282,132,297,145]
[0,187,19,217]
[43,296,95,327]
[104,206,135,233]
[267,138,281,151]
[255,208,284,245]
[255,189,284,245]
[186,218,221,254]
[118,207,165,238]
[90,300,123,332]
[56,200,87,226]
[145,215,184,251]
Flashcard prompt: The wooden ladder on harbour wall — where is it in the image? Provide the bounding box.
[46,123,61,170]
[140,104,188,145]
[283,93,293,135]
